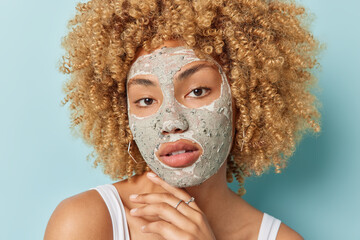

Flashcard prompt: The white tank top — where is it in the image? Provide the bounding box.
[92,184,281,240]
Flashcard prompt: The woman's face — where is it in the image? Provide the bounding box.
[127,41,233,187]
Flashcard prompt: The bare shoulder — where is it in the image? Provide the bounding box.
[225,193,303,240]
[276,223,304,240]
[44,189,112,240]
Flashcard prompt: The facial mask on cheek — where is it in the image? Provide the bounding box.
[127,46,233,187]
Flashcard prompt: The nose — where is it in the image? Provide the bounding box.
[161,108,189,135]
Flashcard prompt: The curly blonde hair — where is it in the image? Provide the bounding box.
[60,0,321,195]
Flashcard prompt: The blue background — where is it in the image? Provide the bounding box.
[1,0,359,239]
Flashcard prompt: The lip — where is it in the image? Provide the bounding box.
[155,139,203,168]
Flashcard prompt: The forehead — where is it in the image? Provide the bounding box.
[127,46,212,80]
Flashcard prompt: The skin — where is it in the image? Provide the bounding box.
[44,40,304,240]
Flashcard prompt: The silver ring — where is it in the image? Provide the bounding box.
[185,197,195,205]
[174,200,183,209]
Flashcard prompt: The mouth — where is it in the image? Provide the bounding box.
[156,139,203,168]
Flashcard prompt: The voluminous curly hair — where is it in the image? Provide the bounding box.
[60,0,321,195]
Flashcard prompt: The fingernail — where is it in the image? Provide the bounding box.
[147,172,157,178]
[130,208,137,214]
[129,194,138,199]
[141,225,147,232]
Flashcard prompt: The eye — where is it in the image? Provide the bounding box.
[187,87,211,98]
[135,98,155,107]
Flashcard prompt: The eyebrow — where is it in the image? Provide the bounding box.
[176,63,218,82]
[128,63,218,87]
[127,78,156,87]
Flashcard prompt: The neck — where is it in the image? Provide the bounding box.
[184,162,234,217]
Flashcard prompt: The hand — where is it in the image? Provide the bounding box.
[129,172,216,240]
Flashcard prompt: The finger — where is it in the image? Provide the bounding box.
[130,202,194,231]
[142,220,195,240]
[124,204,162,222]
[130,192,200,220]
[130,192,177,204]
[146,172,201,211]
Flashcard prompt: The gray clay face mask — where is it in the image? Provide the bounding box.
[127,46,233,187]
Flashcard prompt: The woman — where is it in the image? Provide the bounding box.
[45,0,320,239]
